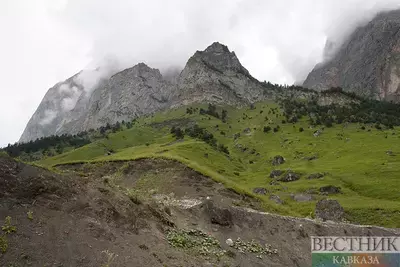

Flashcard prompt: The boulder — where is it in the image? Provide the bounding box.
[279,172,301,182]
[315,199,344,222]
[226,238,234,246]
[270,170,284,178]
[272,155,285,166]
[204,200,233,226]
[313,130,322,137]
[319,185,341,194]
[253,188,268,195]
[269,195,284,205]
[307,173,324,180]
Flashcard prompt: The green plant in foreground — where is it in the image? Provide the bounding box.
[0,235,8,253]
[101,250,118,267]
[27,211,33,221]
[2,216,16,234]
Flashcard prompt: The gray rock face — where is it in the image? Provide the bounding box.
[171,42,268,107]
[20,42,270,142]
[303,9,400,102]
[19,74,85,142]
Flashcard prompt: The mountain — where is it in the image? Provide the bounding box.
[303,9,400,102]
[19,42,269,143]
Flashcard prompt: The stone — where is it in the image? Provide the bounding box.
[243,128,251,134]
[272,155,285,166]
[253,188,268,195]
[313,130,322,137]
[279,172,301,182]
[204,200,233,226]
[307,173,325,180]
[319,185,341,194]
[269,195,284,205]
[315,199,344,222]
[226,238,234,246]
[270,170,284,178]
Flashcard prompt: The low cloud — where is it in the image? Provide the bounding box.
[39,110,58,126]
[59,84,81,111]
[51,0,400,88]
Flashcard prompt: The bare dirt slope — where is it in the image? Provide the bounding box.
[0,155,398,267]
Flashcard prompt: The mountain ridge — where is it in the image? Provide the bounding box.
[19,42,269,143]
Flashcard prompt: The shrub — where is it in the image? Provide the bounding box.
[263,126,272,133]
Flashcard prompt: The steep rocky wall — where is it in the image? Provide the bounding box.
[303,9,400,102]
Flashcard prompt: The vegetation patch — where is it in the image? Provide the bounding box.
[230,237,277,257]
[166,229,226,258]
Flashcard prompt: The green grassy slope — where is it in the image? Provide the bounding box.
[37,102,400,227]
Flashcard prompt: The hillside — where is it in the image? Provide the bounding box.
[304,9,400,101]
[32,97,400,228]
[2,154,399,266]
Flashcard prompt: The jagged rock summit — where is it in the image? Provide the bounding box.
[19,42,269,143]
[304,9,400,102]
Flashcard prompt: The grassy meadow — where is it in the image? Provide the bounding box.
[37,101,400,227]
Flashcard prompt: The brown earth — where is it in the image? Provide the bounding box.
[0,155,399,267]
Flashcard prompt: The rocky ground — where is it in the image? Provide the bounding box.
[0,155,399,267]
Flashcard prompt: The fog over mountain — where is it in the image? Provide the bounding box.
[1,0,400,145]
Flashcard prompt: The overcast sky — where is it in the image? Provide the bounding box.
[1,0,400,146]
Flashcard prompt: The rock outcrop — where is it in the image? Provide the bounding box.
[20,42,270,143]
[303,9,400,102]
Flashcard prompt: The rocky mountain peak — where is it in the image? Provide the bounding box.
[204,41,230,53]
[188,42,249,75]
[112,63,163,81]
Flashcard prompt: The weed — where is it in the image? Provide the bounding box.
[2,216,16,234]
[27,211,33,221]
[0,235,8,253]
